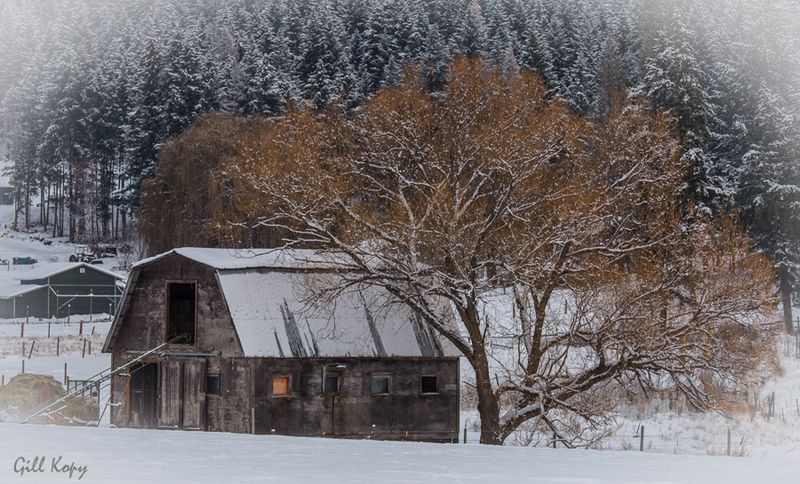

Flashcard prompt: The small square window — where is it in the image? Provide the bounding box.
[421,375,439,394]
[272,375,290,396]
[371,375,391,395]
[323,370,342,394]
[206,374,220,396]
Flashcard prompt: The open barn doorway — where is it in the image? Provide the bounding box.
[167,282,196,345]
[128,363,158,428]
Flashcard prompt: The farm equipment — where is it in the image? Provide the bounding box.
[69,243,119,263]
[68,244,99,263]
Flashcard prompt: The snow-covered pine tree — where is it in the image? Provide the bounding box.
[297,2,354,108]
[643,19,721,213]
[456,0,488,57]
[735,87,800,331]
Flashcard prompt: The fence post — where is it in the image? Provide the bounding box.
[727,428,731,456]
[47,321,51,338]
[20,320,24,338]
[64,363,68,386]
[56,337,60,357]
[27,340,34,359]
[463,424,467,444]
[640,425,644,452]
[21,360,25,374]
[88,340,92,356]
[552,433,557,449]
[771,392,776,419]
[79,320,83,336]
[82,339,86,358]
[21,341,25,358]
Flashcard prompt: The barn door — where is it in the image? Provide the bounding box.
[159,360,182,428]
[182,359,206,430]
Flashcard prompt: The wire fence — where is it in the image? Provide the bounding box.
[459,416,794,456]
[460,331,800,455]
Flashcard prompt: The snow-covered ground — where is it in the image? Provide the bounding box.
[0,204,133,274]
[0,319,112,383]
[598,334,800,458]
[0,207,75,263]
[0,423,798,484]
[0,222,798,481]
[459,334,800,459]
[0,318,112,424]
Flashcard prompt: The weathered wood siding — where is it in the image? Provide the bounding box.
[216,358,253,433]
[111,255,244,357]
[248,357,459,442]
[182,359,206,429]
[159,360,182,428]
[109,255,244,428]
[107,254,460,442]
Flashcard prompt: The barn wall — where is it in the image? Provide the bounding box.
[214,357,253,433]
[111,355,459,442]
[106,254,458,442]
[112,255,243,357]
[109,255,245,428]
[247,357,459,442]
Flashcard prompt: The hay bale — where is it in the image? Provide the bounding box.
[0,373,99,424]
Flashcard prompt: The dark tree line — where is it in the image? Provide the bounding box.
[0,0,798,321]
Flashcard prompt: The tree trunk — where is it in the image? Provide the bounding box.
[473,351,503,445]
[780,269,794,333]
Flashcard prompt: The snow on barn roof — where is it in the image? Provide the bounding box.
[12,262,124,281]
[114,247,457,358]
[218,270,453,357]
[133,247,348,271]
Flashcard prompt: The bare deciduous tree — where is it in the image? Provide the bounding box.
[222,58,777,445]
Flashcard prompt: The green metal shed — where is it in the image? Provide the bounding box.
[0,263,124,319]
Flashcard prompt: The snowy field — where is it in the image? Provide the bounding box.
[0,423,798,484]
[0,206,79,263]
[459,335,800,458]
[600,334,800,458]
[0,319,112,384]
[0,224,798,482]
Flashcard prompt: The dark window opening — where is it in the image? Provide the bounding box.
[323,369,342,394]
[167,282,196,344]
[206,374,220,396]
[273,375,291,396]
[421,375,439,394]
[371,375,391,395]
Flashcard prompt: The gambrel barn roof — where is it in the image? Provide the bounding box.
[105,248,457,358]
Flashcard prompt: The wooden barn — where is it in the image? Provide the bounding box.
[102,248,460,442]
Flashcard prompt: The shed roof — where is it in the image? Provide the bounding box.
[0,282,44,299]
[13,262,124,282]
